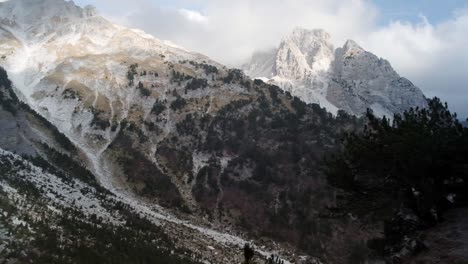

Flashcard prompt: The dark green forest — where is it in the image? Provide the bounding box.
[326,98,468,259]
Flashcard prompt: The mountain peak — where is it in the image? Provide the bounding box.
[290,27,331,40]
[83,5,98,17]
[0,0,95,29]
[286,27,332,49]
[343,39,363,51]
[243,28,427,116]
[340,39,365,58]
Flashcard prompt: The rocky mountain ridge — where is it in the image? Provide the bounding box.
[0,65,305,263]
[242,28,428,117]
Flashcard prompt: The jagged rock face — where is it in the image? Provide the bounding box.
[240,48,277,79]
[0,81,36,155]
[276,28,334,80]
[0,98,38,155]
[328,40,427,116]
[242,28,428,117]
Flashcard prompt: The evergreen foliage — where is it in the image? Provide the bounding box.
[151,100,166,116]
[325,98,468,256]
[127,63,138,86]
[185,78,208,91]
[291,96,306,117]
[253,79,264,86]
[171,70,191,85]
[0,153,201,264]
[90,108,110,130]
[243,243,254,264]
[63,88,81,100]
[185,61,219,75]
[223,69,243,84]
[170,96,187,111]
[137,81,151,97]
[0,67,18,114]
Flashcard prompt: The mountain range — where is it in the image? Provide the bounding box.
[1,0,460,263]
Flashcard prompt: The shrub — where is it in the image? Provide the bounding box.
[170,96,186,111]
[185,78,208,91]
[151,100,166,115]
[127,63,139,86]
[137,81,151,97]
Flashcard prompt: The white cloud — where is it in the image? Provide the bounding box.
[362,10,468,118]
[96,0,378,66]
[83,0,468,117]
[178,9,209,24]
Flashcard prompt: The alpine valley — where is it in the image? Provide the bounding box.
[0,1,467,264]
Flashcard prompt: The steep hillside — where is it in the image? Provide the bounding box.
[1,66,309,263]
[0,148,206,264]
[104,67,364,261]
[0,67,205,263]
[242,28,428,117]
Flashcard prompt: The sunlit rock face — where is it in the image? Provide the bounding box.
[0,0,215,156]
[243,27,428,117]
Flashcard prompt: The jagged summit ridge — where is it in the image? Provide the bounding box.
[0,0,96,32]
[343,39,361,49]
[243,28,427,117]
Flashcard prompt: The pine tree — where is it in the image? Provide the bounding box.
[243,243,254,264]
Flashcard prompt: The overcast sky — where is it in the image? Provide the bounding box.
[73,0,468,118]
